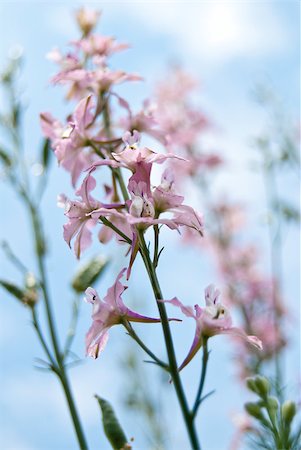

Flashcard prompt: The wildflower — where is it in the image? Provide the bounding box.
[85,268,163,358]
[163,284,262,371]
[59,174,123,258]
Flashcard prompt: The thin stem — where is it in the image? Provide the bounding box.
[192,338,209,418]
[153,225,160,268]
[9,130,88,449]
[138,231,200,450]
[100,93,200,449]
[33,214,88,450]
[31,307,57,370]
[123,321,169,370]
[263,159,284,399]
[99,216,132,245]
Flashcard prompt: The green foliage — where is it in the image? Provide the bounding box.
[95,395,131,450]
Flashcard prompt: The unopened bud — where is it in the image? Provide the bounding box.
[267,396,279,411]
[246,377,257,393]
[76,8,100,36]
[254,375,270,397]
[281,401,296,425]
[245,402,264,420]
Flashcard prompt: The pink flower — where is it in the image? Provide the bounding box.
[40,95,96,186]
[163,284,262,371]
[85,268,164,358]
[111,130,183,171]
[59,174,123,258]
[73,34,129,57]
[120,100,167,144]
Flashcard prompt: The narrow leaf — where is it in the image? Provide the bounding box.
[0,279,25,302]
[41,138,51,169]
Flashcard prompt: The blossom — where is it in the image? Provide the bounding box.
[111,130,183,171]
[163,284,262,371]
[59,174,123,258]
[40,95,96,185]
[85,268,164,358]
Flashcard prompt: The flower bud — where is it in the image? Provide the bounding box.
[254,375,270,397]
[76,8,100,36]
[281,401,296,426]
[246,377,257,393]
[267,396,279,411]
[245,402,264,420]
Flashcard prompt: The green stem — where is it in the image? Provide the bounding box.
[99,216,132,245]
[192,338,209,418]
[31,307,57,370]
[123,321,168,370]
[138,231,200,450]
[101,93,200,449]
[263,161,284,399]
[153,225,160,268]
[32,209,88,450]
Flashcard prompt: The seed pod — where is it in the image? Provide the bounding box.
[72,256,108,293]
[95,396,131,450]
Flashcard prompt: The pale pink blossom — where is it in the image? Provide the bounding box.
[59,174,123,258]
[40,95,97,185]
[85,268,165,358]
[163,284,262,371]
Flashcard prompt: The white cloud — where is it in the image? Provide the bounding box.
[125,2,289,65]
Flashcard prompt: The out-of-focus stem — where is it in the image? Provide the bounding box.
[9,104,88,448]
[28,197,89,450]
[263,160,284,398]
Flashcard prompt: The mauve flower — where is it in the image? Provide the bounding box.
[73,34,129,57]
[59,174,123,258]
[40,95,96,185]
[163,284,262,371]
[111,130,183,171]
[85,268,164,359]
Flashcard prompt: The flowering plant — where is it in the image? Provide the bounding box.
[1,6,299,450]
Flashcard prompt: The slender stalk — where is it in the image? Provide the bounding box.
[262,160,284,399]
[31,307,57,370]
[7,92,89,448]
[138,231,200,450]
[153,225,160,268]
[29,202,88,450]
[192,338,209,418]
[102,93,200,449]
[123,321,168,370]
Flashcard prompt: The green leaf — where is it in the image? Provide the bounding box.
[41,138,51,170]
[71,255,108,293]
[95,396,130,450]
[0,279,25,302]
[0,148,12,167]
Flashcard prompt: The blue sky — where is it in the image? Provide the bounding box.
[0,2,299,450]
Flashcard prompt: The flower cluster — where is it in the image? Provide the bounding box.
[40,7,262,381]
